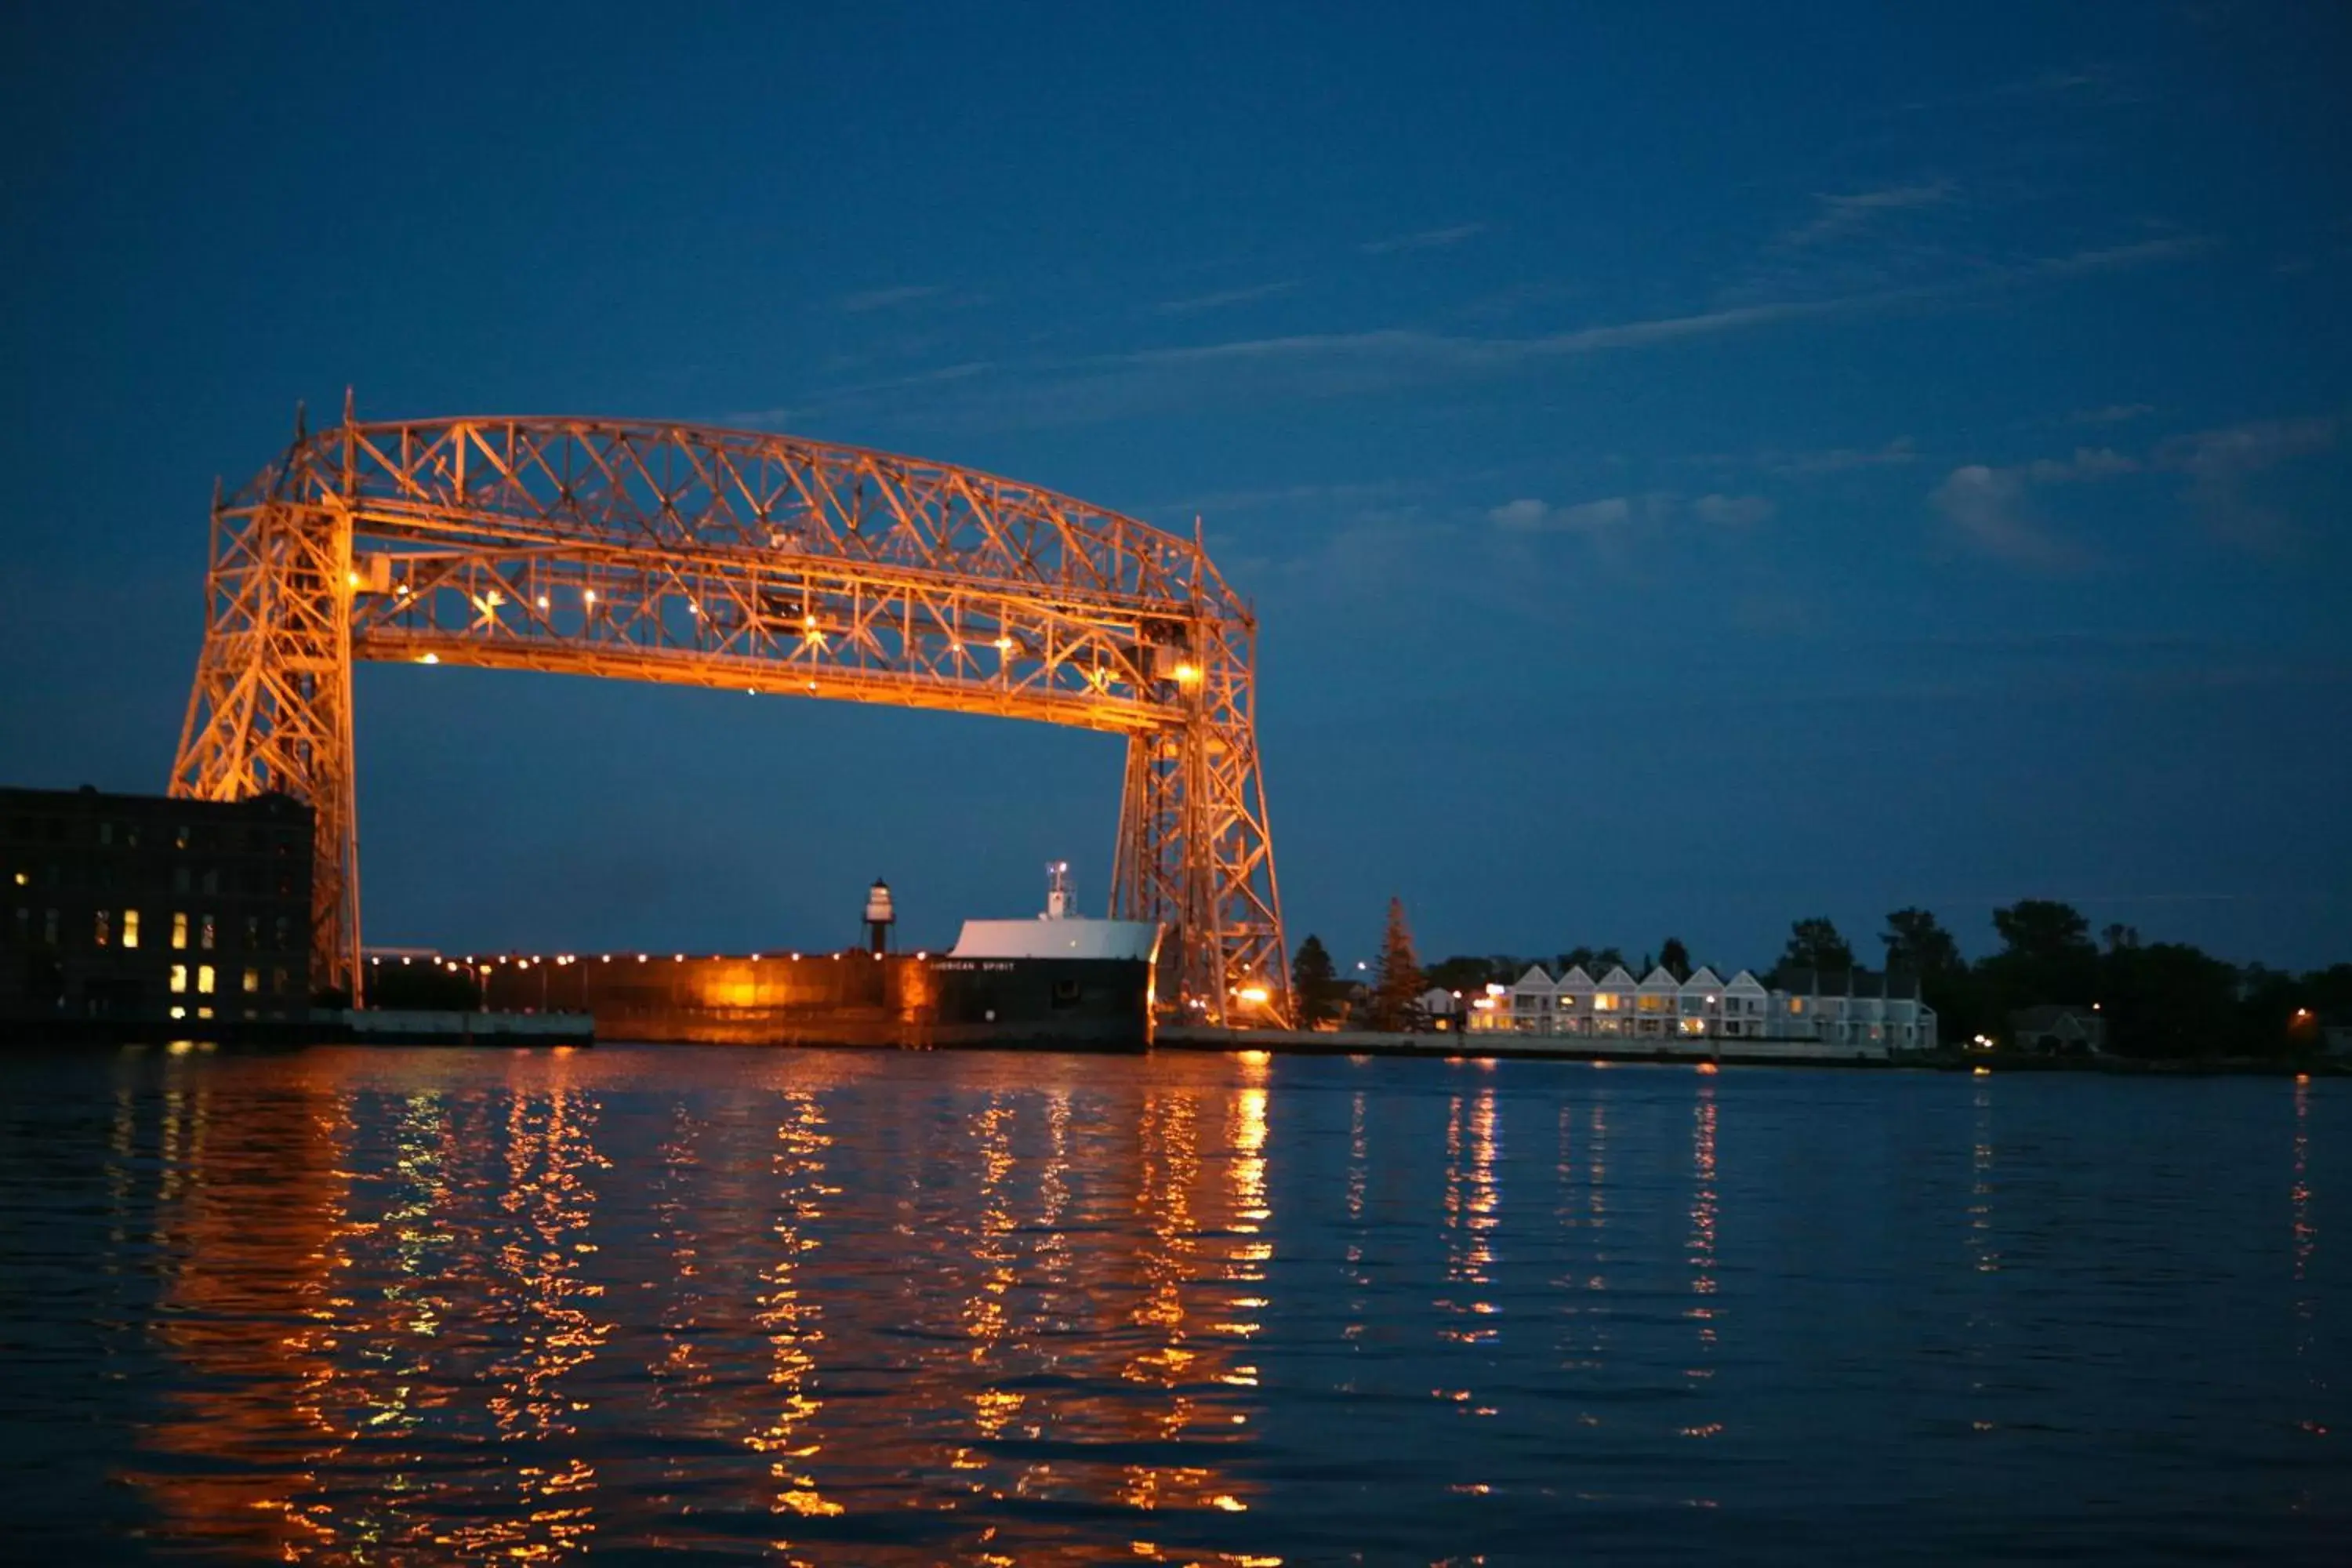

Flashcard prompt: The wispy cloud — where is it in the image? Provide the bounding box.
[1361,223,1486,256]
[2155,414,2339,544]
[1780,181,1955,249]
[1929,446,2136,568]
[1101,237,2203,380]
[1490,495,1632,532]
[839,285,944,313]
[1932,466,2083,569]
[1152,280,1301,315]
[785,234,2209,430]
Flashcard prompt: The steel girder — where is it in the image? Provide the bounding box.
[169,410,1288,1024]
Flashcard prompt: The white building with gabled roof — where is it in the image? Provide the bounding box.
[1508,963,1556,1029]
[1555,964,1595,1033]
[1591,965,1637,1034]
[1463,955,1931,1055]
[1635,965,1682,1035]
[1677,966,1724,1036]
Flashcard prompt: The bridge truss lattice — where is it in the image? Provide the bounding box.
[170,401,1288,1025]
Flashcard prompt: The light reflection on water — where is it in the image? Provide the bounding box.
[1,1047,2347,1563]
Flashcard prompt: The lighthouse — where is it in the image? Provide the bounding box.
[863,878,896,954]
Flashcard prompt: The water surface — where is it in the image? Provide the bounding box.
[1,1046,2342,1563]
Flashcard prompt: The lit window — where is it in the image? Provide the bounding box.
[172,912,187,950]
[242,968,259,994]
[169,1005,185,1020]
[94,910,111,947]
[200,915,216,951]
[197,964,215,996]
[1791,997,1804,1013]
[122,910,140,949]
[175,824,190,849]
[169,964,187,994]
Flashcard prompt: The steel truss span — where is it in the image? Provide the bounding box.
[170,405,1289,1025]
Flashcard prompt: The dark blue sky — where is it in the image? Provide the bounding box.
[3,2,2347,972]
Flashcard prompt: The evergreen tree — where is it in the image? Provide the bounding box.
[1660,937,1692,981]
[1370,896,1425,1032]
[1882,906,1978,1044]
[1778,917,1855,978]
[1290,934,1340,1026]
[1881,908,1962,975]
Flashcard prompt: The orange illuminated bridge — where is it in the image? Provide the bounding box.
[170,400,1288,1025]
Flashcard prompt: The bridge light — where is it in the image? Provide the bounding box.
[1173,662,1201,685]
[416,653,439,665]
[583,589,597,605]
[535,594,550,610]
[1237,984,1270,1005]
[994,635,1014,652]
[346,569,363,590]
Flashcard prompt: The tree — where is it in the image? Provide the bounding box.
[1778,917,1854,977]
[1880,906,1982,1047]
[1370,896,1425,1032]
[2098,942,2244,1058]
[1981,899,2100,1015]
[1882,907,1962,977]
[1424,954,1501,998]
[1659,937,1692,982]
[1991,899,2096,967]
[1291,934,1340,1027]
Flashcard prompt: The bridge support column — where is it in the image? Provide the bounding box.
[170,485,362,1004]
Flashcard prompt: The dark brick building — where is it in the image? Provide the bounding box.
[2,786,314,1025]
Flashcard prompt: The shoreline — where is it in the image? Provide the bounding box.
[1158,1025,2345,1076]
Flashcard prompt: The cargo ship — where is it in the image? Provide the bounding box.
[469,863,1159,1051]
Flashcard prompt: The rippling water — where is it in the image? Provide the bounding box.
[0,1046,2343,1563]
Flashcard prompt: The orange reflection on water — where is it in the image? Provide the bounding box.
[120,1050,1293,1565]
[1684,1080,1720,1396]
[1438,1087,1502,1345]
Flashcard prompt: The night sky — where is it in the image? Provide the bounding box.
[2,3,2347,973]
